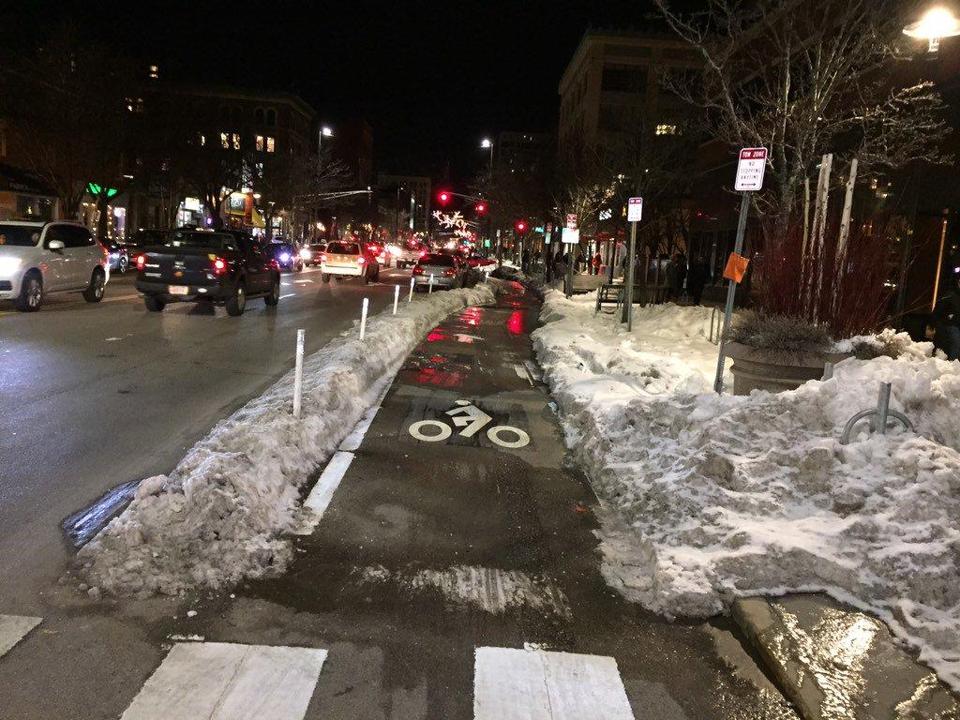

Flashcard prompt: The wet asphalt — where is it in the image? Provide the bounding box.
[0,280,799,719]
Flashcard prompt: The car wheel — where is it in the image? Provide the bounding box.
[322,273,331,283]
[226,281,246,316]
[334,276,344,284]
[15,272,42,312]
[82,268,106,303]
[265,276,280,306]
[118,255,129,274]
[144,295,165,312]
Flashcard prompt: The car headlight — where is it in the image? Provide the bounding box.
[0,257,22,277]
[280,252,291,262]
[300,248,312,260]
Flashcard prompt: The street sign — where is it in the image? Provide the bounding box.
[561,228,580,245]
[734,148,768,192]
[627,197,643,222]
[566,214,578,229]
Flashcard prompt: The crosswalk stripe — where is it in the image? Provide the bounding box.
[120,642,327,720]
[474,646,635,720]
[0,615,42,659]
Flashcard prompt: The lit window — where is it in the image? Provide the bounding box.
[266,136,276,153]
[148,64,159,80]
[256,135,265,152]
[198,134,206,147]
[221,132,230,149]
[655,124,678,136]
[232,133,240,150]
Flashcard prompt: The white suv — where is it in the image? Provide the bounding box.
[0,221,110,311]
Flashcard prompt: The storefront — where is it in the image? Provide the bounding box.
[0,163,58,221]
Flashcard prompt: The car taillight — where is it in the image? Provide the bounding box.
[136,254,146,271]
[444,268,456,277]
[419,250,427,258]
[212,257,228,275]
[357,257,366,265]
[413,266,424,275]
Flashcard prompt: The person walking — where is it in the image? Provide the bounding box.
[592,251,602,276]
[934,273,960,360]
[687,256,709,306]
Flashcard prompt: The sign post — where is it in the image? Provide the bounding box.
[713,147,767,394]
[561,226,579,298]
[622,197,643,329]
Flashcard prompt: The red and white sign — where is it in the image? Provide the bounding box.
[565,214,578,230]
[627,197,643,222]
[735,147,768,192]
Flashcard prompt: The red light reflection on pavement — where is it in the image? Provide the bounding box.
[416,366,464,387]
[460,307,483,327]
[507,310,524,336]
[427,329,448,342]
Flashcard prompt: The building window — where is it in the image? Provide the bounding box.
[198,133,206,147]
[266,109,277,127]
[148,64,159,80]
[256,135,265,152]
[655,124,678,136]
[602,66,647,93]
[266,136,276,153]
[221,132,240,150]
[255,108,264,125]
[125,97,144,113]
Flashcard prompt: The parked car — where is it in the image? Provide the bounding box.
[467,255,496,269]
[303,242,326,267]
[0,220,109,311]
[135,228,280,316]
[103,239,130,273]
[396,240,428,269]
[270,241,304,272]
[412,252,467,290]
[321,240,380,283]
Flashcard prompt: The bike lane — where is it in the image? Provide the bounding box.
[187,282,796,719]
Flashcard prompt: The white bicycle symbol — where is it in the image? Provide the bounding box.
[408,400,530,449]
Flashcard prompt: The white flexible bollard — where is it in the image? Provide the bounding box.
[393,284,399,315]
[429,274,434,294]
[293,328,305,418]
[360,297,369,340]
[409,275,415,302]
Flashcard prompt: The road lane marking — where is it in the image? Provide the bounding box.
[120,642,327,720]
[280,293,296,300]
[408,400,530,449]
[474,647,635,720]
[0,615,42,659]
[294,376,393,535]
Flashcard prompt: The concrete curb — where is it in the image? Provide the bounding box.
[732,594,960,720]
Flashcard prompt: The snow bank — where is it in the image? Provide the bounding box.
[78,284,497,597]
[532,292,960,689]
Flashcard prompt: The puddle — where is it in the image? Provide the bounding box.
[62,479,140,548]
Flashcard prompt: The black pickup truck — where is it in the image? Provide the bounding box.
[135,228,280,316]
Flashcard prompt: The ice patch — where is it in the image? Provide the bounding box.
[356,564,571,618]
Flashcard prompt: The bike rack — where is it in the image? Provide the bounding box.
[708,306,722,345]
[840,382,914,445]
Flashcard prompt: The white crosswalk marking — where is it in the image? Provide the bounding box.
[120,642,327,720]
[0,615,42,659]
[474,646,635,720]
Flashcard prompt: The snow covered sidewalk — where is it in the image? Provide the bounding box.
[532,291,960,690]
[77,283,498,598]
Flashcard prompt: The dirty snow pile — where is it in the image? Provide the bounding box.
[532,291,960,689]
[78,284,497,597]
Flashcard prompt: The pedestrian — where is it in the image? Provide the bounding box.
[592,251,602,276]
[687,256,709,306]
[934,273,960,361]
[522,248,531,273]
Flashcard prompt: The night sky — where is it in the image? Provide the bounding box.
[2,0,669,182]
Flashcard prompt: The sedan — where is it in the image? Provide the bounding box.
[271,242,304,272]
[412,252,467,290]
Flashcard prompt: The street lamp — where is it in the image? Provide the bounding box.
[904,5,960,53]
[480,137,494,171]
[318,125,334,150]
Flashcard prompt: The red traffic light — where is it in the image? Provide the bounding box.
[475,202,487,215]
[515,219,528,233]
[437,190,452,206]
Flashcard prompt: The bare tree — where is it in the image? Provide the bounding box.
[654,0,949,241]
[0,27,138,235]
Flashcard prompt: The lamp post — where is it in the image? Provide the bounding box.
[903,5,960,53]
[480,138,494,172]
[318,125,334,151]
